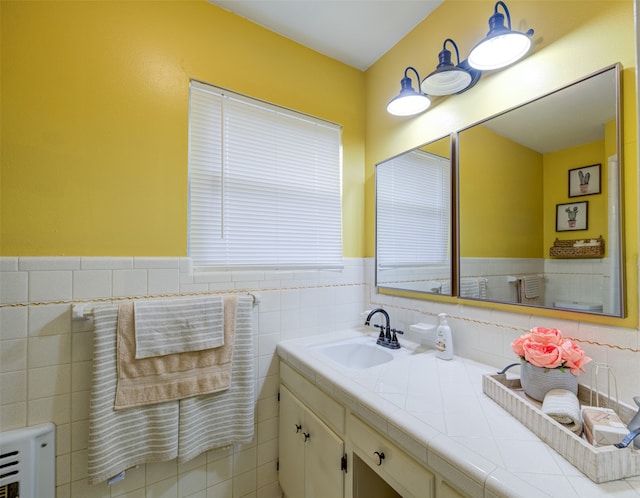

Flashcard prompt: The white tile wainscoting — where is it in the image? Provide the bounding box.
[1,256,638,497]
[0,256,367,498]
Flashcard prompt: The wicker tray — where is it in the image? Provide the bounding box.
[483,373,639,483]
[549,236,605,258]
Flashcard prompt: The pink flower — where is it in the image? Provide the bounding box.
[511,326,589,376]
[511,334,530,357]
[529,327,564,345]
[522,341,564,369]
[560,339,591,376]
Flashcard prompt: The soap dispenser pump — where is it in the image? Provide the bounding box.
[435,313,453,360]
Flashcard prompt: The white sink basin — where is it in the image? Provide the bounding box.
[313,338,394,370]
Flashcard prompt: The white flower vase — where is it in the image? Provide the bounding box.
[520,362,578,402]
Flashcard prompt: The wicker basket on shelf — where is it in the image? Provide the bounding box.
[549,236,605,258]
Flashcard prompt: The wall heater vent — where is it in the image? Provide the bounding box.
[0,423,55,498]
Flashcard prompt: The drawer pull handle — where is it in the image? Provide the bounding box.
[374,451,385,466]
[295,424,302,433]
[303,432,311,442]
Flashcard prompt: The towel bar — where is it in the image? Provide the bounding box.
[71,293,260,320]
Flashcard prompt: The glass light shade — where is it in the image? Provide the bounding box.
[468,31,531,70]
[422,68,472,96]
[387,72,431,116]
[386,93,431,116]
[422,39,475,96]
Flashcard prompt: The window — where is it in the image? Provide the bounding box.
[188,81,343,270]
[376,149,450,267]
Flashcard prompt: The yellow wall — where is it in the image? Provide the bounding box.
[461,132,609,260]
[2,0,637,326]
[0,0,365,257]
[543,140,607,252]
[365,0,637,326]
[459,125,543,258]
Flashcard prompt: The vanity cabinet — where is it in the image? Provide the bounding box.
[279,361,470,498]
[279,385,345,498]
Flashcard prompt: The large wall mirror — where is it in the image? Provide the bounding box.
[376,135,453,295]
[457,64,624,317]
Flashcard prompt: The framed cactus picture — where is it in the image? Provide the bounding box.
[556,201,588,231]
[568,163,601,197]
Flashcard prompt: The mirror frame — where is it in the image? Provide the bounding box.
[454,63,625,317]
[375,134,456,296]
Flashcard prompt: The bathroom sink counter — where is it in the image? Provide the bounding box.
[277,329,640,498]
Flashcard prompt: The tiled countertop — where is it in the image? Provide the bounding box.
[276,328,640,498]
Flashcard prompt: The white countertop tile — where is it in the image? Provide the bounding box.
[277,328,640,497]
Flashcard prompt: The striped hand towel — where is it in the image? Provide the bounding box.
[178,294,255,462]
[133,296,224,359]
[88,304,179,485]
[523,275,540,299]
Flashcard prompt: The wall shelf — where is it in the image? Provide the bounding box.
[549,236,605,258]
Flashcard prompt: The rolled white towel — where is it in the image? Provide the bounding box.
[542,388,583,435]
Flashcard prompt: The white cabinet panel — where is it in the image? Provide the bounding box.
[279,385,306,498]
[279,385,345,498]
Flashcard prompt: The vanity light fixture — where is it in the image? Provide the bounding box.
[421,39,480,96]
[386,66,431,116]
[468,1,534,71]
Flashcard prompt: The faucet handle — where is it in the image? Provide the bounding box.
[390,328,404,346]
[374,323,386,341]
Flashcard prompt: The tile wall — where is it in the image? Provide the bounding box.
[366,258,640,407]
[1,256,639,497]
[459,256,612,310]
[0,256,367,498]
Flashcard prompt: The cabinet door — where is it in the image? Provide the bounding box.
[279,386,305,498]
[304,406,344,498]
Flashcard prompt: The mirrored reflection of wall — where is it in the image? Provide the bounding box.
[376,136,452,296]
[457,65,623,316]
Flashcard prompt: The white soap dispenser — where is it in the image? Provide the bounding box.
[435,313,453,360]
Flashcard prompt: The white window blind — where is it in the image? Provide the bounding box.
[376,149,450,267]
[188,81,343,270]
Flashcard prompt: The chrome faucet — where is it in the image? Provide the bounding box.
[364,308,403,349]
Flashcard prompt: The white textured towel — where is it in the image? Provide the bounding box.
[88,295,255,484]
[88,304,179,485]
[542,388,583,434]
[459,278,487,299]
[523,275,540,299]
[178,294,255,462]
[133,296,224,358]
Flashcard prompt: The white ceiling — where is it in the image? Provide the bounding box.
[207,0,444,71]
[481,68,616,154]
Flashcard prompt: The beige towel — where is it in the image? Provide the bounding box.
[114,295,238,410]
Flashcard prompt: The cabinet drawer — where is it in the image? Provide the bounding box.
[280,361,345,435]
[349,414,434,498]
